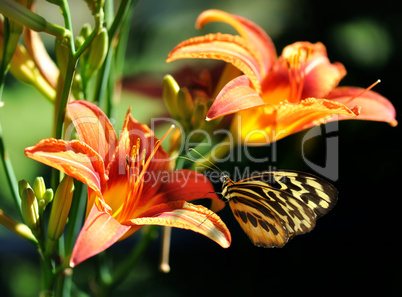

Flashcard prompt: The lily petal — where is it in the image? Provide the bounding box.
[233,98,360,144]
[69,205,131,267]
[167,33,263,93]
[127,201,231,248]
[67,100,117,167]
[326,86,397,126]
[206,75,267,120]
[24,138,106,197]
[196,9,277,75]
[137,169,225,213]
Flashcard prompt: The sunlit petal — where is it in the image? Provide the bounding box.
[234,98,360,144]
[138,170,225,213]
[69,205,131,267]
[196,9,277,75]
[67,100,117,166]
[326,87,397,126]
[167,33,263,93]
[127,201,231,248]
[207,75,267,120]
[24,138,106,197]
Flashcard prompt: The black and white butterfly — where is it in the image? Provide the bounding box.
[220,170,338,247]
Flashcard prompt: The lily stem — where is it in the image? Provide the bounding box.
[0,103,21,216]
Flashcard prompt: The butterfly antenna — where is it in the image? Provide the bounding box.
[198,212,214,227]
[178,156,217,172]
[188,148,224,173]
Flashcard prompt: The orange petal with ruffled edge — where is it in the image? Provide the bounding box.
[206,75,267,120]
[69,205,131,267]
[233,98,360,145]
[196,9,277,76]
[326,86,397,126]
[24,138,107,198]
[71,200,231,267]
[67,100,117,167]
[127,201,231,248]
[167,33,263,94]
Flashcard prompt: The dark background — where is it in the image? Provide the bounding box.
[0,0,401,296]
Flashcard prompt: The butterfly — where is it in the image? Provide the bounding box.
[219,170,338,248]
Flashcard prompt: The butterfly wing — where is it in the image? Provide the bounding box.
[228,195,289,248]
[225,170,338,247]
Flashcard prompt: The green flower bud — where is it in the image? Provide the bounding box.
[18,179,30,199]
[76,23,92,60]
[0,209,37,245]
[83,0,105,14]
[55,37,69,76]
[177,87,194,122]
[20,187,40,237]
[46,176,74,255]
[42,188,54,204]
[38,188,54,211]
[86,27,108,78]
[163,75,180,119]
[33,176,46,200]
[191,99,207,129]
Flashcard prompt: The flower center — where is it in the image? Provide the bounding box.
[285,46,311,103]
[113,138,146,221]
[115,125,175,222]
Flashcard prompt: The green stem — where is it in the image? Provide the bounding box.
[0,116,21,216]
[94,0,136,113]
[58,0,74,45]
[51,55,77,190]
[0,20,21,216]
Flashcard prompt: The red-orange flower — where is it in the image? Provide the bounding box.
[167,9,397,144]
[25,101,230,267]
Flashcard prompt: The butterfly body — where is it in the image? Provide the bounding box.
[221,170,338,248]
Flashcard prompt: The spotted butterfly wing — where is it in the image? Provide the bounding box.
[221,170,338,247]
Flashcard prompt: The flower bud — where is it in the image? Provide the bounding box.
[177,87,194,122]
[86,27,108,78]
[20,187,41,237]
[84,0,105,14]
[42,188,54,204]
[55,37,69,76]
[38,188,54,211]
[46,176,74,254]
[191,99,207,129]
[33,176,46,200]
[18,179,30,199]
[32,177,54,212]
[163,75,180,119]
[0,209,37,245]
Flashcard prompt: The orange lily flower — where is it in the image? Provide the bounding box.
[167,9,397,144]
[25,101,230,267]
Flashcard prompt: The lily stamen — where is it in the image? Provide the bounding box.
[344,79,381,104]
[286,46,311,103]
[119,125,175,222]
